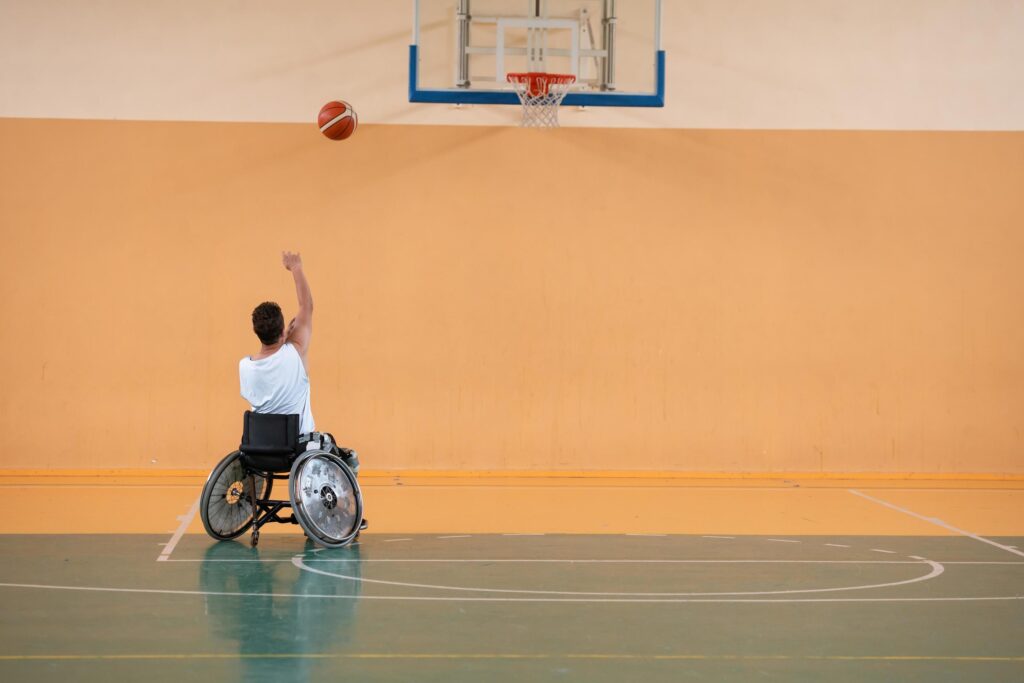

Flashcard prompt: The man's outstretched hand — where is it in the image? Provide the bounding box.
[282,251,303,271]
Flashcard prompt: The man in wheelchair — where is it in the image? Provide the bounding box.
[200,252,365,548]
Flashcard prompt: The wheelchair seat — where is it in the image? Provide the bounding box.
[239,411,300,473]
[200,411,363,549]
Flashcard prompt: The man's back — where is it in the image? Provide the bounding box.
[239,342,315,434]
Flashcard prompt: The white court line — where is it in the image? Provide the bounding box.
[383,538,413,543]
[765,539,800,544]
[871,549,896,555]
[437,535,471,539]
[156,498,199,562]
[159,557,1024,565]
[290,556,944,598]
[2,580,1021,604]
[849,489,1024,559]
[824,543,851,548]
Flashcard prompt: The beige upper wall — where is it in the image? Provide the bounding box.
[1,0,1022,129]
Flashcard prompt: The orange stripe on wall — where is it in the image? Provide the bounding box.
[2,470,1024,482]
[1,118,1022,473]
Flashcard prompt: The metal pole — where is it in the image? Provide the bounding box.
[412,0,419,44]
[457,0,470,88]
[602,0,616,91]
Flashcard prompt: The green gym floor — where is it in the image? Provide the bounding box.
[1,477,1023,681]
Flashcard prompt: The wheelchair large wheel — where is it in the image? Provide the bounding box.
[200,451,272,541]
[290,449,362,549]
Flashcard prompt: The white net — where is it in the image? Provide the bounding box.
[507,73,576,128]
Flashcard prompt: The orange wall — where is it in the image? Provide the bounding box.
[1,118,1022,473]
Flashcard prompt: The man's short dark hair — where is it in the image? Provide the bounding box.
[252,301,284,345]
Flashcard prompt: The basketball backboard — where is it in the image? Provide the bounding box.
[410,0,664,107]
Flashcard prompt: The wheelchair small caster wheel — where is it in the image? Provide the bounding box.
[250,530,260,548]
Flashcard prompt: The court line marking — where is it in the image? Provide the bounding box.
[765,539,800,544]
[1,653,1022,662]
[437,535,471,539]
[1,580,1019,604]
[849,489,1024,558]
[291,556,945,597]
[383,538,412,543]
[156,497,199,562]
[871,549,896,555]
[824,543,851,548]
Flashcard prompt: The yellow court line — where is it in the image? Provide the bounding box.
[1,653,1021,662]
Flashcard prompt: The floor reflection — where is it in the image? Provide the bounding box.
[198,539,362,681]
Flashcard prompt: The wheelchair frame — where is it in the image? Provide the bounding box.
[248,469,296,547]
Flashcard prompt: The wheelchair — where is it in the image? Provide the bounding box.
[200,411,363,549]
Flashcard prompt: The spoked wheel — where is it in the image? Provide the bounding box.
[200,451,272,541]
[290,449,362,548]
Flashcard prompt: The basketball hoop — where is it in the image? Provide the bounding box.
[507,72,576,128]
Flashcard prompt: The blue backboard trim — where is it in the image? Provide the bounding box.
[408,45,665,108]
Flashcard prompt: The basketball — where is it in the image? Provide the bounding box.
[317,100,357,140]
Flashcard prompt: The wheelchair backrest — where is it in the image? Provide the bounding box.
[240,411,300,455]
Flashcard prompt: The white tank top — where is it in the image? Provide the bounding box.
[239,343,315,434]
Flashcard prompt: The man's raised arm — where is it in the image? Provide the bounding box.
[283,251,313,358]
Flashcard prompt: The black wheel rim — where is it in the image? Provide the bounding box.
[205,458,267,537]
